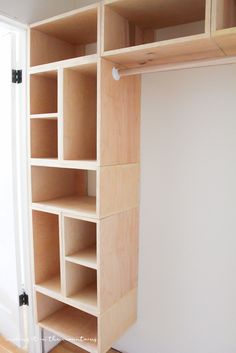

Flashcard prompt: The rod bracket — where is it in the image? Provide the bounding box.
[112,67,120,81]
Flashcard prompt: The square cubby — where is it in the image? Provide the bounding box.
[30,70,57,115]
[30,5,98,66]
[30,118,58,159]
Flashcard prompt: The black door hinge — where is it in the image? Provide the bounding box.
[19,291,29,306]
[12,69,22,84]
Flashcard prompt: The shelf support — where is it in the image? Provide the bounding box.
[112,55,236,80]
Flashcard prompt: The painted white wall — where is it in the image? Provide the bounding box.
[113,64,236,353]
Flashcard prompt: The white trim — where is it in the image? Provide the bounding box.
[0,15,41,353]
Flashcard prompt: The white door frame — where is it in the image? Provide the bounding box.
[0,15,42,353]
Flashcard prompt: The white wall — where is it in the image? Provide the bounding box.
[113,64,236,353]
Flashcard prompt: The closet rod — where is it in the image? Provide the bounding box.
[112,55,236,80]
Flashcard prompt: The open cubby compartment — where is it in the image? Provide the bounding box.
[212,0,236,56]
[64,216,97,269]
[32,210,61,294]
[63,62,97,161]
[31,166,97,217]
[36,292,98,352]
[65,262,97,313]
[103,0,209,52]
[214,0,236,30]
[30,70,57,115]
[30,118,58,159]
[30,5,98,67]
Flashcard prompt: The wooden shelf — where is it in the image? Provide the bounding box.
[35,275,61,296]
[30,113,58,119]
[67,282,97,315]
[30,5,99,67]
[31,166,97,217]
[66,245,97,269]
[36,293,98,353]
[31,118,58,159]
[33,196,96,218]
[65,262,97,312]
[30,158,98,170]
[212,0,236,56]
[64,216,97,268]
[29,55,98,74]
[102,0,223,67]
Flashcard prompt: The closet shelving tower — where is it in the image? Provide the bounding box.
[29,3,140,353]
[29,1,236,353]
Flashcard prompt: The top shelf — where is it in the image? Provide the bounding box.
[30,4,99,67]
[29,0,236,71]
[101,0,224,67]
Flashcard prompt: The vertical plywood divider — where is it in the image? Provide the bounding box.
[100,58,141,166]
[58,68,64,160]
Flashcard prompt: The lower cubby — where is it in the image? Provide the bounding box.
[65,262,97,313]
[64,216,97,270]
[31,166,96,217]
[36,292,98,353]
[32,210,61,294]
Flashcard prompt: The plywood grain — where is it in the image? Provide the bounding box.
[105,0,206,29]
[30,71,57,114]
[32,211,60,284]
[98,208,139,312]
[63,67,97,161]
[98,288,137,353]
[99,59,141,165]
[30,118,58,158]
[99,164,140,218]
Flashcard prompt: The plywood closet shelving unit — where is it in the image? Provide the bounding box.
[29,3,140,353]
[29,1,236,353]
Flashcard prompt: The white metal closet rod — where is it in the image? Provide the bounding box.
[112,55,236,80]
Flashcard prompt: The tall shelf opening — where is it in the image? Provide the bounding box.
[30,5,98,67]
[103,0,208,52]
[63,63,97,161]
[31,167,97,217]
[30,70,58,115]
[32,211,61,294]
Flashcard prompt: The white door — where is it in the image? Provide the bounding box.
[0,21,25,349]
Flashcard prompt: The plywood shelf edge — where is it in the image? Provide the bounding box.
[30,55,98,73]
[30,158,98,170]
